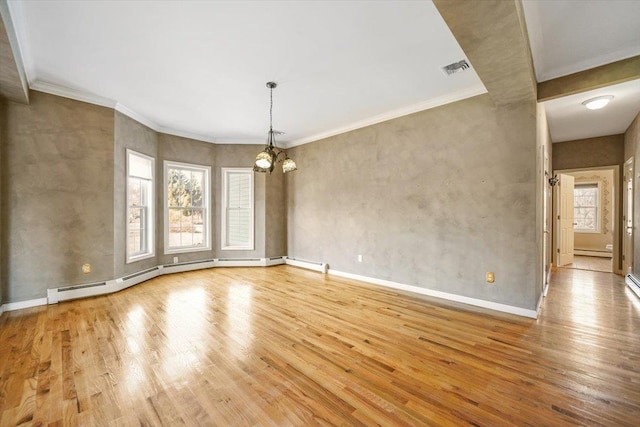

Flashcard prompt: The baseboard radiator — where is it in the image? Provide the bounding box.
[626,274,640,299]
[47,257,285,304]
[284,257,328,273]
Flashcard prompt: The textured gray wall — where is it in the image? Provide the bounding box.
[1,91,115,302]
[265,166,286,258]
[553,135,624,171]
[287,94,539,310]
[624,112,640,276]
[114,112,159,277]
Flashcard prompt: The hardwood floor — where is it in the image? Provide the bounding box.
[564,255,613,273]
[1,265,639,426]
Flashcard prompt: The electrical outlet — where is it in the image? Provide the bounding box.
[173,256,179,264]
[82,263,91,274]
[486,272,495,283]
[357,254,363,263]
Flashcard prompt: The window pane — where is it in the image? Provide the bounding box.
[128,178,141,206]
[189,171,205,207]
[166,163,209,251]
[574,184,598,231]
[127,151,155,261]
[129,153,153,179]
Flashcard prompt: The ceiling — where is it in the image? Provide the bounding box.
[544,79,640,142]
[522,0,640,142]
[6,0,487,146]
[522,0,640,82]
[7,1,640,146]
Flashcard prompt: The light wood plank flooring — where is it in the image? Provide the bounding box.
[564,255,613,273]
[1,265,639,426]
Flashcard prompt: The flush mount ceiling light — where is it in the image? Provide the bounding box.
[253,82,297,174]
[582,95,614,110]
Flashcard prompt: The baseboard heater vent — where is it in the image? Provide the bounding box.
[58,281,107,292]
[164,259,215,268]
[45,256,285,306]
[284,257,328,273]
[626,274,640,299]
[122,266,160,281]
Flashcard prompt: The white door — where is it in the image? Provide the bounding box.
[557,174,575,266]
[623,158,634,274]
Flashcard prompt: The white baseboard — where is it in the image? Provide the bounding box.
[284,257,328,273]
[162,260,217,274]
[45,257,286,306]
[574,250,612,258]
[536,284,549,314]
[328,269,538,319]
[1,297,48,313]
[625,273,640,299]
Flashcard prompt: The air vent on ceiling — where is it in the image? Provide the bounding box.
[441,59,470,76]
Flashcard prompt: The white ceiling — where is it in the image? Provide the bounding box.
[522,0,640,82]
[6,0,487,146]
[522,0,640,143]
[544,79,640,142]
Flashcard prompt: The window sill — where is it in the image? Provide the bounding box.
[126,252,155,264]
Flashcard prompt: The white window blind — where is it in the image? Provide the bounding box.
[222,168,254,250]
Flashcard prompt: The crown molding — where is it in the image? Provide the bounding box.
[29,80,263,145]
[28,79,486,149]
[285,85,487,148]
[31,80,116,108]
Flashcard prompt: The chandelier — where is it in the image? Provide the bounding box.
[253,82,297,174]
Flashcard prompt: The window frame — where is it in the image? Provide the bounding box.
[126,149,155,263]
[573,181,601,234]
[164,160,212,254]
[221,167,255,251]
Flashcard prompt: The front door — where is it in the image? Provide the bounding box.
[557,174,575,266]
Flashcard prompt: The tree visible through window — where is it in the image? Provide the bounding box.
[127,150,154,262]
[165,162,210,252]
[574,183,598,232]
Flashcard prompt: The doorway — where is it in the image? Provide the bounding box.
[623,157,634,275]
[553,166,620,274]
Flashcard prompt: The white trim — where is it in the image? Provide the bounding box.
[573,181,602,234]
[4,0,33,86]
[285,85,487,148]
[44,257,286,306]
[328,269,538,318]
[543,282,550,297]
[574,250,612,258]
[163,160,212,254]
[2,297,48,312]
[31,81,116,108]
[221,168,255,251]
[162,260,217,274]
[126,150,156,263]
[626,273,640,299]
[284,257,329,273]
[0,0,29,100]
